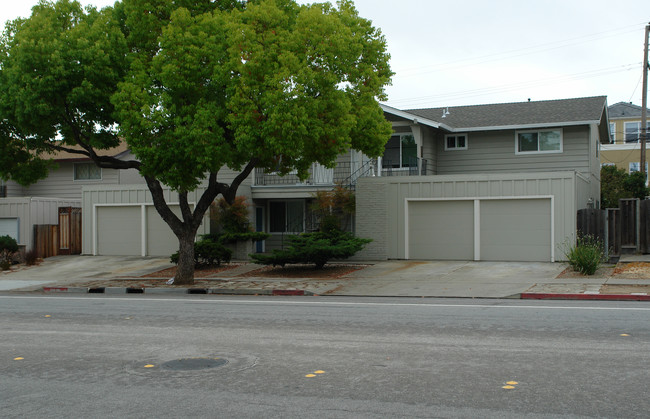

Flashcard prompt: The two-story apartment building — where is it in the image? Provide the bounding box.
[3,96,608,262]
[601,102,650,174]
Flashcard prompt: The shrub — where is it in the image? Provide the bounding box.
[0,235,18,270]
[24,249,38,266]
[250,229,371,269]
[564,235,605,275]
[170,237,232,267]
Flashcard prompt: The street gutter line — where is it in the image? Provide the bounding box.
[2,295,650,311]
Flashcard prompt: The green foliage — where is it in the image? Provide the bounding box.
[170,237,232,267]
[211,196,253,234]
[210,196,270,243]
[601,165,649,208]
[563,235,605,275]
[0,235,18,270]
[250,229,371,269]
[310,185,356,231]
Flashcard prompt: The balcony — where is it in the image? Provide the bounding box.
[253,157,434,189]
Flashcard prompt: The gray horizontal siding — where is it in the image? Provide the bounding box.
[21,162,120,200]
[435,126,590,176]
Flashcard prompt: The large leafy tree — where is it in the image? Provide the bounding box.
[0,0,393,284]
[600,165,649,209]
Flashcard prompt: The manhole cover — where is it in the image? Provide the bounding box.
[162,357,228,371]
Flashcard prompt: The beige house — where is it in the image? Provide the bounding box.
[601,102,650,174]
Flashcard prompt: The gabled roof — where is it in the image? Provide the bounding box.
[382,96,608,132]
[40,141,130,162]
[608,101,649,119]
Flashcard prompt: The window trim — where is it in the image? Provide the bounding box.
[629,162,649,174]
[515,129,563,155]
[73,162,102,181]
[444,133,468,151]
[624,121,650,143]
[609,122,615,143]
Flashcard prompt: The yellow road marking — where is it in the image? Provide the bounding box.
[314,370,325,374]
[620,334,630,336]
[144,364,155,368]
[305,374,316,378]
[502,385,515,389]
[14,357,24,361]
[506,381,518,385]
[44,315,51,318]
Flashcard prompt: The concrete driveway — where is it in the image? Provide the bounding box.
[0,255,173,291]
[334,260,568,298]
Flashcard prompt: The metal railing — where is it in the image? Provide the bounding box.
[254,157,435,187]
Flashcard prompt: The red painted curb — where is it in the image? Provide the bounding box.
[43,287,69,292]
[272,289,305,296]
[521,293,650,301]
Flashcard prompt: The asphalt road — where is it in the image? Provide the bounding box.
[1,295,650,418]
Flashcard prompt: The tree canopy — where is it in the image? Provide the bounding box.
[0,0,393,283]
[600,165,649,209]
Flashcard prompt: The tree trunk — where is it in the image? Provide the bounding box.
[174,230,197,285]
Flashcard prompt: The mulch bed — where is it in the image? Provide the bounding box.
[239,264,368,279]
[139,264,242,278]
[557,262,650,279]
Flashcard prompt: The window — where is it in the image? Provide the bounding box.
[74,163,101,180]
[629,162,648,174]
[624,121,650,143]
[382,134,417,168]
[515,129,562,154]
[444,134,468,150]
[0,179,6,198]
[269,200,304,233]
[609,122,615,143]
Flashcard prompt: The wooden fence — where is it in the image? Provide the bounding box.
[577,198,650,259]
[33,207,82,258]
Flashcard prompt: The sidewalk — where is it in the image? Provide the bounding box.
[2,255,650,300]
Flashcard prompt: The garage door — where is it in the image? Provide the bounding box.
[146,206,181,256]
[408,200,474,260]
[97,206,141,256]
[0,218,19,241]
[407,198,552,262]
[480,199,551,262]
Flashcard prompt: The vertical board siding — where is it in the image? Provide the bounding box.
[356,172,579,261]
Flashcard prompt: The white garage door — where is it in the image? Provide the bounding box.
[96,205,184,256]
[0,218,19,241]
[146,206,181,256]
[408,200,474,260]
[407,198,552,262]
[97,206,141,256]
[480,199,551,262]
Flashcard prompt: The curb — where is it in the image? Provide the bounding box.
[520,292,650,301]
[42,286,313,296]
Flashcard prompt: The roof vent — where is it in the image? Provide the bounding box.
[441,107,450,118]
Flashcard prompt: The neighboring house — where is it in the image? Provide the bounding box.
[601,102,650,175]
[354,96,608,262]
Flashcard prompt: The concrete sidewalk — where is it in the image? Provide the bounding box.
[2,255,650,300]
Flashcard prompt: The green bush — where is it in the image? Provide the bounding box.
[0,235,18,270]
[170,237,232,267]
[250,229,371,269]
[564,235,605,275]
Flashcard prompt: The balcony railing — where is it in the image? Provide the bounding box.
[253,157,434,187]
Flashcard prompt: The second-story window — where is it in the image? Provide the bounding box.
[625,121,650,143]
[382,134,417,168]
[445,134,468,150]
[609,122,615,143]
[74,163,101,180]
[515,129,562,154]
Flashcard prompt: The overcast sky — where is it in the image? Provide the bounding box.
[2,0,648,109]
